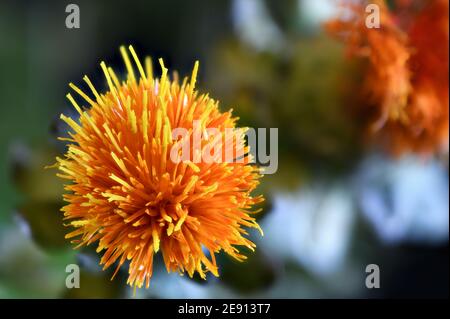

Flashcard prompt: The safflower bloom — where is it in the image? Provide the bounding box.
[326,0,449,155]
[55,45,263,288]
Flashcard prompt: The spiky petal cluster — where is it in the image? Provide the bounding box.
[56,46,263,288]
[326,0,449,155]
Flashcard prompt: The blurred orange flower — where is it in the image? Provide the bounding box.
[55,46,263,288]
[326,0,449,155]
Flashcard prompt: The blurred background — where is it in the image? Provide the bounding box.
[0,0,448,298]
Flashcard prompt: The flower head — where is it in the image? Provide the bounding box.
[326,0,449,155]
[56,45,263,288]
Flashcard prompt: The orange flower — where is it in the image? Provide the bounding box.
[56,45,263,288]
[326,0,449,155]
